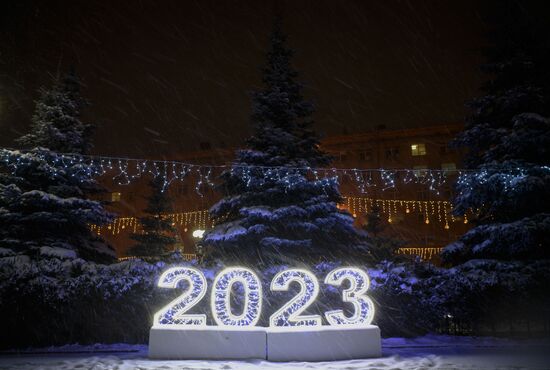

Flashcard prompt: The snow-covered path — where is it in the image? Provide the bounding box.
[1,336,549,370]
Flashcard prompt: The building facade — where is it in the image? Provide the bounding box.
[96,123,469,263]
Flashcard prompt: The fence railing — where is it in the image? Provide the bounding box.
[119,248,444,263]
[118,253,197,262]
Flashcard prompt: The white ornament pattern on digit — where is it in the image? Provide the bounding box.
[154,267,207,327]
[211,267,262,327]
[270,269,322,327]
[324,267,375,327]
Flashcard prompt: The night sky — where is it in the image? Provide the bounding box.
[1,0,489,157]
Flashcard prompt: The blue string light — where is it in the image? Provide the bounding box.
[2,148,547,196]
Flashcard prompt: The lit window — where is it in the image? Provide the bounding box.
[385,147,399,160]
[111,192,122,202]
[413,165,428,177]
[411,143,426,156]
[441,162,456,174]
[359,150,373,162]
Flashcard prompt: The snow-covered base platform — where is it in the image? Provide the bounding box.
[148,326,266,360]
[266,325,381,361]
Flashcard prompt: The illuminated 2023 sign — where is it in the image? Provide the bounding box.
[153,267,375,329]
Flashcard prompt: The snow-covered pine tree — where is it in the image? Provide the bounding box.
[17,68,94,154]
[129,178,177,258]
[203,20,369,265]
[0,71,114,262]
[442,2,550,264]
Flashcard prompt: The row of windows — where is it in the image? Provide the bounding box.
[413,162,456,175]
[339,143,456,162]
[411,143,426,156]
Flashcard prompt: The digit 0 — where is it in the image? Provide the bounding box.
[211,267,262,327]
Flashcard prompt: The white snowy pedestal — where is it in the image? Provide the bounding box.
[148,326,266,360]
[266,325,381,362]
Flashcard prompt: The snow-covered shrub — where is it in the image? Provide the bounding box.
[366,262,435,337]
[3,253,547,349]
[417,260,550,335]
[0,255,217,349]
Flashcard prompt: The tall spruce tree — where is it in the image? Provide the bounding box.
[203,21,369,265]
[17,68,94,154]
[129,178,177,258]
[0,71,114,262]
[442,2,550,264]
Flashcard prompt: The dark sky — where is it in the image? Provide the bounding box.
[0,0,489,157]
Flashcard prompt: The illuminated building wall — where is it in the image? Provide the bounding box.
[322,123,469,263]
[97,124,469,262]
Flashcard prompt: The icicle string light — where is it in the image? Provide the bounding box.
[90,196,471,236]
[0,148,493,194]
[397,247,443,260]
[4,149,546,196]
[94,210,211,236]
[343,196,469,229]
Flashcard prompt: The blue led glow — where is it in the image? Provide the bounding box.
[324,267,375,326]
[270,269,321,327]
[154,267,207,327]
[211,267,262,327]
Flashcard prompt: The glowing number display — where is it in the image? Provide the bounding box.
[211,267,262,327]
[152,266,376,329]
[154,267,207,327]
[324,267,375,326]
[269,269,322,327]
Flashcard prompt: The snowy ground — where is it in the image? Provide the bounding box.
[1,335,549,370]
